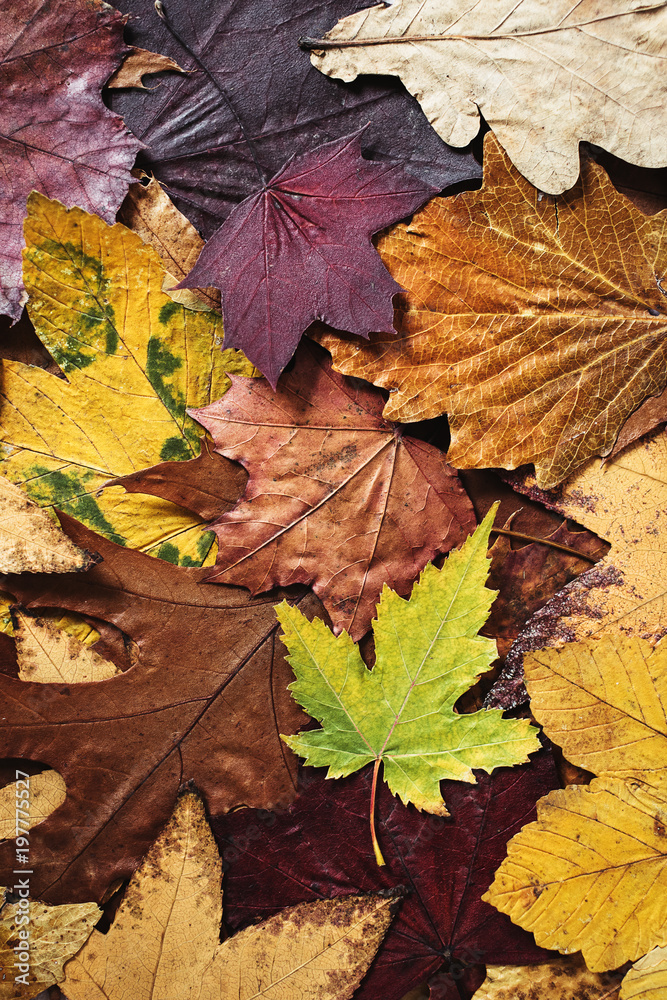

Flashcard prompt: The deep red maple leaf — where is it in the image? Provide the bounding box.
[214,754,559,1000]
[0,0,141,320]
[179,134,438,384]
[189,341,475,640]
[109,0,479,238]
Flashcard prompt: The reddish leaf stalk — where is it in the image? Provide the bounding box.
[370,757,386,867]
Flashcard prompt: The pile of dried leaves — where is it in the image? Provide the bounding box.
[1,0,667,998]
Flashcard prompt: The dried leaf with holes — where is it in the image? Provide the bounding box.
[0,514,313,903]
[62,791,396,1000]
[316,135,667,489]
[306,0,667,195]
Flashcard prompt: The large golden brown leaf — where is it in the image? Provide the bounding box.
[316,135,667,489]
[305,0,667,196]
[62,791,396,1000]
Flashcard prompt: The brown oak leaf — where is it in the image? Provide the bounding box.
[315,133,667,489]
[0,515,314,904]
[188,341,476,639]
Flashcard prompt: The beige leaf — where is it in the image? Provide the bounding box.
[0,888,99,999]
[308,0,667,195]
[508,432,667,662]
[62,791,395,1000]
[200,895,397,1000]
[107,48,185,89]
[118,179,221,313]
[13,611,120,684]
[0,772,66,841]
[62,791,221,1000]
[525,635,667,784]
[474,954,623,999]
[621,947,667,999]
[0,478,91,574]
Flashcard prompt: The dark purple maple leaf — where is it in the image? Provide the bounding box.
[179,133,438,384]
[109,0,480,239]
[0,0,141,320]
[214,753,559,1000]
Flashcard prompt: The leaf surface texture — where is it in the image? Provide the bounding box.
[317,136,667,488]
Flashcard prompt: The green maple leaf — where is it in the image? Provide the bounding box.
[277,507,539,863]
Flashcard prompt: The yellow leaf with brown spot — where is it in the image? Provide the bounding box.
[316,135,667,489]
[62,791,396,1000]
[505,431,667,677]
[0,193,254,567]
[13,610,120,684]
[0,476,91,574]
[0,888,98,999]
[473,954,623,1000]
[483,775,667,972]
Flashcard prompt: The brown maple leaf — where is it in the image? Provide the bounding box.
[315,133,667,489]
[186,341,476,639]
[0,515,314,904]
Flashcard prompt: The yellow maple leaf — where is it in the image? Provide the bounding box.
[0,193,253,566]
[316,134,667,489]
[62,791,396,1000]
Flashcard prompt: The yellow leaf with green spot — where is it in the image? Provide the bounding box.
[0,193,254,566]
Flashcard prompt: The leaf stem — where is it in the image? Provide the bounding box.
[370,757,385,867]
[490,527,597,562]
